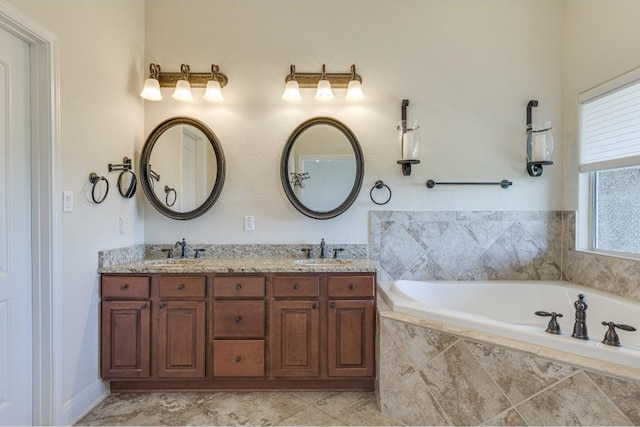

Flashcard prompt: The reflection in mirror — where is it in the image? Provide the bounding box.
[281,117,363,220]
[140,117,225,220]
[149,125,216,211]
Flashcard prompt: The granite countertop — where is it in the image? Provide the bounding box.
[98,257,377,274]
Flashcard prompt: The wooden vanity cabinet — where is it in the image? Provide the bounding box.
[270,274,375,379]
[100,276,151,379]
[271,275,321,378]
[212,275,266,378]
[157,276,206,378]
[101,270,376,390]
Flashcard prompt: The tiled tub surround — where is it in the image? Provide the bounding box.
[377,300,640,426]
[99,243,367,269]
[369,210,562,282]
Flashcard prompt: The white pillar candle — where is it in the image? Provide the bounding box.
[532,133,547,161]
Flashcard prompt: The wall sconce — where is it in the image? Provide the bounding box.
[397,99,421,176]
[526,100,554,177]
[140,63,228,102]
[282,64,364,102]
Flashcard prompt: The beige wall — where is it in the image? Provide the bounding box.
[142,0,566,244]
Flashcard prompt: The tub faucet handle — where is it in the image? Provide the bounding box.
[535,311,563,335]
[601,321,637,346]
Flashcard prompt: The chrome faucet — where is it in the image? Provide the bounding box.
[319,238,326,258]
[175,238,187,258]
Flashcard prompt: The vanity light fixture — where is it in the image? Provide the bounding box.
[526,100,554,177]
[140,63,163,101]
[203,65,224,102]
[314,64,334,102]
[172,64,193,101]
[282,64,364,102]
[397,99,421,176]
[140,63,229,102]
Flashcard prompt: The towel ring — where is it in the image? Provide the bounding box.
[370,180,392,205]
[117,169,137,199]
[164,185,177,207]
[89,173,109,204]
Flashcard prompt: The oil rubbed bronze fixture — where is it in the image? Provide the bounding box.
[282,64,364,102]
[108,156,137,199]
[397,99,421,176]
[140,63,228,102]
[526,100,554,177]
[88,173,109,204]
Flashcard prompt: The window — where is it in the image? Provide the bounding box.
[579,67,640,255]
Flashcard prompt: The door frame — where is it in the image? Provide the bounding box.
[0,2,62,425]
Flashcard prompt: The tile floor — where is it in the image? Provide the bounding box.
[75,391,404,426]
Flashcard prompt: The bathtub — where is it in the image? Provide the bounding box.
[378,280,640,370]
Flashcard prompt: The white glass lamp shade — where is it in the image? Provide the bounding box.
[203,79,224,102]
[140,78,162,101]
[527,121,554,163]
[397,120,421,161]
[282,79,302,102]
[345,79,365,101]
[314,79,334,102]
[172,79,193,101]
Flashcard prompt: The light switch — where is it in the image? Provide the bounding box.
[63,190,73,212]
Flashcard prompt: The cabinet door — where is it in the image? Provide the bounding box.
[327,299,375,377]
[158,300,206,378]
[271,300,320,377]
[101,300,150,379]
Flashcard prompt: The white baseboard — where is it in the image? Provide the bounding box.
[62,379,109,425]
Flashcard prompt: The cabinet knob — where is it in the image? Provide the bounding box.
[140,303,147,309]
[159,303,165,309]
[235,284,242,291]
[312,303,318,309]
[178,284,184,290]
[235,356,241,363]
[235,316,242,323]
[293,284,299,290]
[120,284,129,290]
[330,302,336,309]
[349,284,355,290]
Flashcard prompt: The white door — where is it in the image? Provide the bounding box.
[0,26,33,425]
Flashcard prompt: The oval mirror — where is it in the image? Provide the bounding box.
[140,116,225,220]
[280,117,364,219]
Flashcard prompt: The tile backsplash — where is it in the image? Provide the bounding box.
[369,210,562,282]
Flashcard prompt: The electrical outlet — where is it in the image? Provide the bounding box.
[244,216,255,231]
[119,216,127,234]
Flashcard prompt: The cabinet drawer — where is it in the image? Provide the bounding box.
[273,276,319,298]
[159,276,206,298]
[213,340,265,377]
[213,301,265,337]
[327,275,375,298]
[213,276,265,298]
[102,276,150,298]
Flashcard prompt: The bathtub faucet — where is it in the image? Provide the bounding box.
[601,321,636,346]
[571,294,589,340]
[535,311,563,335]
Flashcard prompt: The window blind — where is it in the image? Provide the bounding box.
[579,68,640,173]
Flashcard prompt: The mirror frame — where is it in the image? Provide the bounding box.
[280,117,364,220]
[140,116,226,220]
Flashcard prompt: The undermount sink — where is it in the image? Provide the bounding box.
[144,258,200,267]
[293,259,353,266]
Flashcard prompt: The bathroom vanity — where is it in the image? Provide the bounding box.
[99,258,376,391]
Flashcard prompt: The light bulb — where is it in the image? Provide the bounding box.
[282,79,302,102]
[345,79,365,101]
[315,79,334,102]
[203,79,224,102]
[140,78,162,101]
[172,79,193,101]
